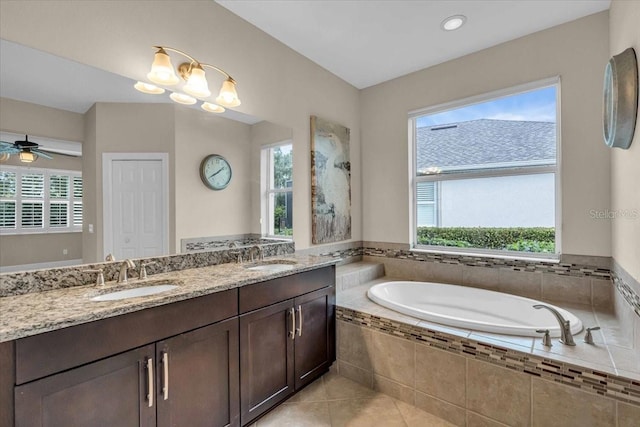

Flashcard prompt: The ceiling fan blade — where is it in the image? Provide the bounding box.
[31,149,54,160]
[0,146,20,154]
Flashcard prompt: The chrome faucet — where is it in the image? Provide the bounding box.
[249,245,263,262]
[118,259,136,283]
[533,304,576,346]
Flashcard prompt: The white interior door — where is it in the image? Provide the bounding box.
[104,154,169,260]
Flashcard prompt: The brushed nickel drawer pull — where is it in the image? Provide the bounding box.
[162,352,169,400]
[296,305,303,337]
[146,358,154,408]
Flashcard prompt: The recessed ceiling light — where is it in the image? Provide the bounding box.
[441,15,466,31]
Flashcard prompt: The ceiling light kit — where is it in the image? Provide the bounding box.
[134,46,242,114]
[441,14,467,31]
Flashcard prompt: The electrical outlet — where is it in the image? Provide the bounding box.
[88,224,94,233]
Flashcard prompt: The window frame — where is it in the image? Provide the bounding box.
[261,142,293,239]
[409,77,562,260]
[0,165,83,235]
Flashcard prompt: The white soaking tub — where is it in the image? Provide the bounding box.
[367,281,583,337]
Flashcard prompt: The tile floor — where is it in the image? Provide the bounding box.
[248,371,454,427]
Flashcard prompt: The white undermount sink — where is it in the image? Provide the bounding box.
[245,259,298,273]
[91,284,179,302]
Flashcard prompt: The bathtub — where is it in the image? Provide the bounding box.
[367,281,583,337]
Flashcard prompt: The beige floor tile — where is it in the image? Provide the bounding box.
[256,401,332,427]
[323,371,380,400]
[466,411,510,427]
[373,374,414,405]
[394,399,456,427]
[337,360,373,388]
[288,376,329,403]
[328,396,407,427]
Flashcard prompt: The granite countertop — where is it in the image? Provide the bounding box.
[0,255,339,343]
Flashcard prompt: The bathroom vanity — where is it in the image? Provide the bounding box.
[0,258,336,427]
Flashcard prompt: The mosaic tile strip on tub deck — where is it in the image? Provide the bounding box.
[362,246,612,279]
[336,306,640,406]
[613,272,640,317]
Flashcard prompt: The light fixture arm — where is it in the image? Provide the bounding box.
[152,46,234,80]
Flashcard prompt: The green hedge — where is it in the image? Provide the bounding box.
[417,227,555,253]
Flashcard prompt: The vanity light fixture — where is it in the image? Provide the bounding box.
[169,92,197,105]
[441,15,466,31]
[134,81,165,95]
[136,45,241,113]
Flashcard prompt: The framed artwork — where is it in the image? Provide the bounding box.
[310,116,351,244]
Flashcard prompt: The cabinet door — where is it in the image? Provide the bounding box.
[239,299,294,425]
[294,286,335,389]
[15,344,155,427]
[156,317,240,427]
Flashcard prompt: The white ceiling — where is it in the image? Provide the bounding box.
[216,0,611,89]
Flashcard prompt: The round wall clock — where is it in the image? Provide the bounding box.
[200,154,232,190]
[603,47,638,149]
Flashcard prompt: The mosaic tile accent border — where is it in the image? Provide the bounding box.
[0,241,295,297]
[362,246,612,279]
[613,272,640,318]
[181,233,292,252]
[337,306,640,406]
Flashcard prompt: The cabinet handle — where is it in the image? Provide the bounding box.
[296,305,303,337]
[162,352,169,400]
[289,307,296,340]
[146,358,154,408]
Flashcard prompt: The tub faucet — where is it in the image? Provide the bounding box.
[118,259,136,283]
[533,304,576,346]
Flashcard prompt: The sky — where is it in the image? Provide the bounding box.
[417,86,557,128]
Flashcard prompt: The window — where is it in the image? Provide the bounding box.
[0,166,82,234]
[262,144,293,237]
[411,79,559,257]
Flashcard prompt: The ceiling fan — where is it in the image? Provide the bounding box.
[0,135,78,163]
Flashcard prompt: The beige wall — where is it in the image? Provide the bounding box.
[360,12,611,257]
[0,0,362,251]
[609,0,640,282]
[0,97,83,267]
[83,103,176,261]
[174,106,253,250]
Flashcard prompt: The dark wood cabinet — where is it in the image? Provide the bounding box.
[15,344,156,427]
[157,317,239,427]
[239,274,335,426]
[8,266,336,427]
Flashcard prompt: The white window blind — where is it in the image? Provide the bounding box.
[0,166,82,234]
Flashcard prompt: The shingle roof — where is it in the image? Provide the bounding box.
[416,119,556,171]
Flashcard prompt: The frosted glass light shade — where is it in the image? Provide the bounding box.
[169,92,197,105]
[134,81,165,94]
[215,78,241,107]
[201,102,225,113]
[147,49,179,85]
[19,151,37,163]
[183,65,211,98]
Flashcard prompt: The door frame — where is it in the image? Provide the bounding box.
[102,153,169,260]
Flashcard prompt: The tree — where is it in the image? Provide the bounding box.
[273,147,292,189]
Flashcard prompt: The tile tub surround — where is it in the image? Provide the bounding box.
[334,276,640,422]
[0,240,295,297]
[0,254,337,342]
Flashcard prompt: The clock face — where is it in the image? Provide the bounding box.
[200,155,232,190]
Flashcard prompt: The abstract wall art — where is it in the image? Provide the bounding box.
[310,116,351,244]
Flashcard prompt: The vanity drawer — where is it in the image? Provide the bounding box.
[239,266,335,314]
[15,288,238,385]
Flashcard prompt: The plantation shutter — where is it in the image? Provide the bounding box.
[0,171,17,229]
[72,176,83,227]
[49,175,69,227]
[21,173,44,228]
